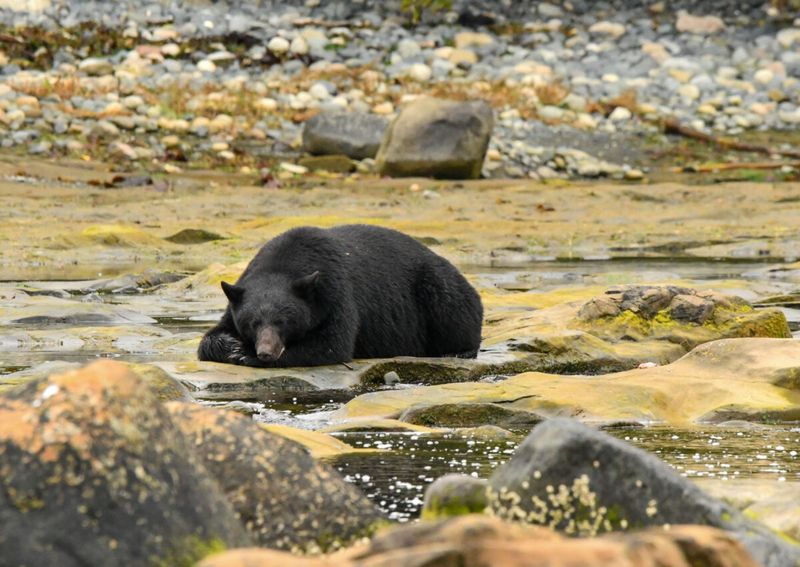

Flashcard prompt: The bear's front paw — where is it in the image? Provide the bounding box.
[221,335,262,366]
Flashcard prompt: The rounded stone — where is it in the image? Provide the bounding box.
[267,36,290,55]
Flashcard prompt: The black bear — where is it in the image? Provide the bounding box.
[198,224,483,367]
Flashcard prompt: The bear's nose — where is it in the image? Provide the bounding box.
[256,326,284,360]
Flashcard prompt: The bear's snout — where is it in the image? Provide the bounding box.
[256,327,285,361]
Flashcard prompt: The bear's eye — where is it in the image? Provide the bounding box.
[274,317,286,327]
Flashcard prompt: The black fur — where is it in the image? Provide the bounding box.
[198,225,483,367]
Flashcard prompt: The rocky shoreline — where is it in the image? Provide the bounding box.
[1,1,799,179]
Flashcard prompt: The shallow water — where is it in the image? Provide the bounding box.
[331,427,800,522]
[2,257,799,519]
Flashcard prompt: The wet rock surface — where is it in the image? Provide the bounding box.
[338,338,800,425]
[166,403,383,552]
[0,360,251,567]
[487,418,800,567]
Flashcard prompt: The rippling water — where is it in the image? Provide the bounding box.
[331,426,800,522]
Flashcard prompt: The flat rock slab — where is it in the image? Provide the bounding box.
[0,289,156,326]
[336,338,800,426]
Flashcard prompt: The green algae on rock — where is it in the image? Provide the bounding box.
[166,403,383,552]
[421,474,489,521]
[0,360,251,567]
[399,402,543,429]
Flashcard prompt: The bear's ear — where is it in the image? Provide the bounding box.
[292,271,320,296]
[221,281,244,304]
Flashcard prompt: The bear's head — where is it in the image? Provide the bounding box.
[221,271,320,362]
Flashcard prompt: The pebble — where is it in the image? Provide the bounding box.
[197,59,216,73]
[624,168,644,180]
[268,36,290,55]
[608,107,632,121]
[454,32,494,49]
[754,69,774,85]
[280,162,308,174]
[290,36,309,56]
[255,98,278,112]
[109,141,138,160]
[677,84,700,100]
[539,106,564,121]
[675,12,725,35]
[406,63,432,82]
[588,21,626,39]
[79,57,113,75]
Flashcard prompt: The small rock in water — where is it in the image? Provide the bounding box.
[421,474,488,520]
[383,371,400,385]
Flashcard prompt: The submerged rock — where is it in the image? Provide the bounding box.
[0,360,251,566]
[199,515,760,567]
[166,403,382,552]
[302,111,388,160]
[400,402,542,429]
[487,418,799,567]
[376,97,493,179]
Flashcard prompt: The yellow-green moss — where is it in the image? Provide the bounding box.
[152,536,226,567]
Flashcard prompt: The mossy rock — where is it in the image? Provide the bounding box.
[400,402,543,428]
[421,474,489,521]
[165,228,226,244]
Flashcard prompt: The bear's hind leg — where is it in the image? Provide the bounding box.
[414,261,483,358]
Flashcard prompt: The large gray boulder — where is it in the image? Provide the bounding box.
[376,97,493,179]
[302,111,388,160]
[488,418,800,567]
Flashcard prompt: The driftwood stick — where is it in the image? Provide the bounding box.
[661,117,800,159]
[672,161,800,173]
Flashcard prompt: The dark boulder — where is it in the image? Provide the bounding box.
[166,402,383,552]
[302,111,388,160]
[488,418,800,567]
[0,360,251,567]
